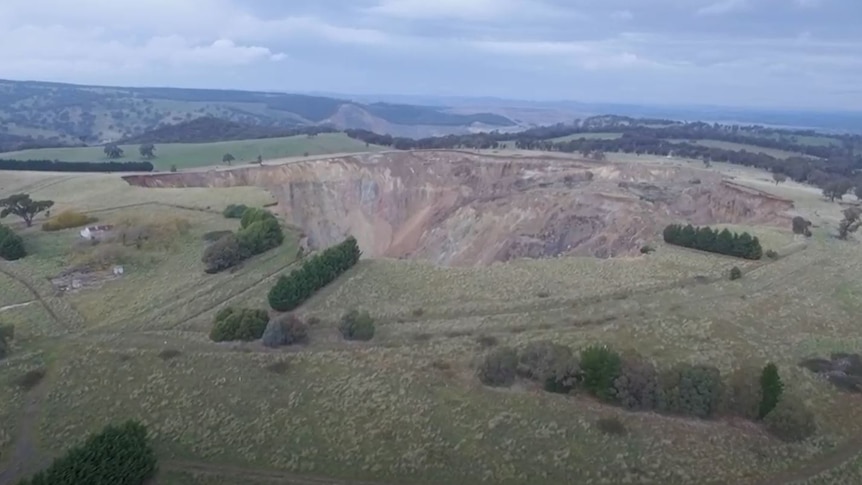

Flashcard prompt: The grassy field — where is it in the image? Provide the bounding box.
[0,133,382,171]
[665,139,810,159]
[0,157,861,484]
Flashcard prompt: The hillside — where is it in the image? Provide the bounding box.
[0,79,515,150]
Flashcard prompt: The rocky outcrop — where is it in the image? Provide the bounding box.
[124,151,794,266]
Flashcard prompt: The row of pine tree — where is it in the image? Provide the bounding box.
[663,224,763,260]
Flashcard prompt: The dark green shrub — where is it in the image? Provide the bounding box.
[210,307,269,342]
[202,233,248,274]
[659,364,724,418]
[237,217,283,255]
[269,237,361,312]
[596,417,627,436]
[17,420,157,485]
[338,309,375,341]
[663,224,762,260]
[0,224,26,261]
[240,207,275,229]
[580,345,622,401]
[759,363,784,420]
[724,363,763,420]
[223,204,249,219]
[262,314,308,347]
[730,266,742,280]
[612,352,660,411]
[477,346,518,387]
[764,398,816,442]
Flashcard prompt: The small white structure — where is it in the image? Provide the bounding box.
[80,225,114,240]
[112,265,125,276]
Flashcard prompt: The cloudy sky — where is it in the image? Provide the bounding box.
[0,0,860,110]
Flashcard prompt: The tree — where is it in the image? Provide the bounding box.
[262,314,308,347]
[764,398,816,442]
[338,309,375,341]
[659,364,724,419]
[758,363,784,420]
[792,216,812,236]
[580,345,622,402]
[730,266,742,280]
[256,154,263,165]
[209,307,268,342]
[477,346,518,387]
[838,207,862,240]
[517,340,579,393]
[772,172,787,185]
[0,193,54,227]
[715,228,734,254]
[223,153,235,165]
[823,178,853,202]
[612,352,660,411]
[104,143,124,159]
[202,233,247,274]
[139,143,156,159]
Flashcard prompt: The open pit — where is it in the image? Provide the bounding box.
[124,151,794,266]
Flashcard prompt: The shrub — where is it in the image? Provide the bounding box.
[0,224,26,260]
[663,224,762,260]
[262,314,308,347]
[517,340,579,393]
[477,347,518,387]
[659,364,724,418]
[223,204,249,219]
[640,244,655,254]
[475,334,499,348]
[339,309,375,341]
[15,368,46,391]
[237,217,283,255]
[210,307,269,342]
[730,266,742,280]
[269,237,361,312]
[612,352,660,411]
[42,210,97,231]
[764,398,816,442]
[724,364,763,420]
[759,363,784,420]
[17,420,157,485]
[158,349,182,360]
[765,249,779,260]
[240,207,275,229]
[792,216,812,236]
[596,417,627,436]
[202,233,247,274]
[580,345,622,401]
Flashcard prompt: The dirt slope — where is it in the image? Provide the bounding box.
[124,151,793,266]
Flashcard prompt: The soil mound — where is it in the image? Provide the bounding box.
[124,151,793,266]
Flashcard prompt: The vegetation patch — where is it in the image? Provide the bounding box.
[14,368,46,391]
[476,346,518,387]
[203,208,283,273]
[42,210,98,232]
[210,307,269,342]
[663,224,763,260]
[261,314,309,347]
[0,224,26,260]
[222,204,249,219]
[338,309,375,341]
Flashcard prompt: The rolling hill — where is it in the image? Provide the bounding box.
[0,79,516,151]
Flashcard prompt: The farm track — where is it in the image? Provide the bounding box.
[0,264,75,331]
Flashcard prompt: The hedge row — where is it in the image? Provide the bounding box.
[268,237,361,312]
[0,224,26,260]
[0,159,154,173]
[17,420,156,485]
[42,210,97,232]
[663,224,763,260]
[478,342,810,441]
[202,208,284,273]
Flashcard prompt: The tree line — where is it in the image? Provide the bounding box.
[663,224,763,260]
[0,159,154,172]
[16,420,157,485]
[268,236,361,312]
[119,117,340,144]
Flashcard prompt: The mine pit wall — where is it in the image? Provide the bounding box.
[123,152,795,266]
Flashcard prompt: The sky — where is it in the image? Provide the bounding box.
[0,0,860,110]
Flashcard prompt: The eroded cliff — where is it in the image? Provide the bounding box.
[124,151,794,266]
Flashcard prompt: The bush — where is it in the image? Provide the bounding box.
[210,307,269,342]
[517,340,579,393]
[475,334,499,348]
[202,233,247,274]
[596,417,627,436]
[663,224,762,260]
[240,207,275,229]
[269,237,361,312]
[338,309,375,341]
[237,217,283,255]
[0,224,26,260]
[223,204,249,219]
[724,364,763,420]
[640,244,655,254]
[262,314,309,347]
[15,368,46,391]
[17,420,157,485]
[764,398,816,442]
[612,352,660,411]
[792,216,812,236]
[659,364,724,418]
[730,266,742,280]
[477,346,518,387]
[759,363,784,420]
[41,210,97,231]
[580,345,622,401]
[765,249,779,260]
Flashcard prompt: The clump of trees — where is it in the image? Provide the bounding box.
[222,204,248,219]
[338,309,375,341]
[16,420,157,485]
[42,210,97,231]
[0,324,14,360]
[210,307,269,342]
[792,216,812,237]
[202,208,284,273]
[475,341,813,441]
[268,237,361,312]
[139,143,156,159]
[0,159,154,173]
[837,207,861,240]
[262,314,309,347]
[103,143,124,159]
[1,193,54,227]
[0,224,26,260]
[663,224,763,260]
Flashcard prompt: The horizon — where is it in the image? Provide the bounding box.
[1,1,860,111]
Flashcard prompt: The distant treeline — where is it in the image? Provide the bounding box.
[119,117,339,144]
[0,133,83,153]
[663,224,763,260]
[0,159,154,172]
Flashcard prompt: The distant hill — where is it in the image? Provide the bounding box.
[117,117,339,144]
[0,79,516,151]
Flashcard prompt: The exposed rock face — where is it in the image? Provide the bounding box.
[124,151,794,266]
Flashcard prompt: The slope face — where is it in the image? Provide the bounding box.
[124,151,793,266]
